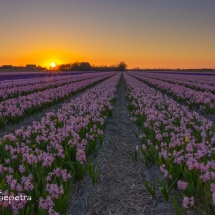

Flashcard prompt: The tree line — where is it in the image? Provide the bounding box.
[57,62,127,71]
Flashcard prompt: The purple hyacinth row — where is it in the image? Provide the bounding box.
[0,73,105,101]
[0,73,120,214]
[0,73,115,128]
[124,73,215,213]
[129,72,215,113]
[0,73,95,89]
[135,72,215,94]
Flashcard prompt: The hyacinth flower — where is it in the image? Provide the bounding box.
[124,73,215,214]
[133,71,215,95]
[129,72,215,114]
[0,73,116,129]
[0,73,121,214]
[0,73,104,101]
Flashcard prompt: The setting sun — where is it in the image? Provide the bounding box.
[50,62,56,68]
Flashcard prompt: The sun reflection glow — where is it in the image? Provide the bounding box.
[50,62,56,68]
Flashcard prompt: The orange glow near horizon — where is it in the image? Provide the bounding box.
[1,38,215,69]
[0,48,215,69]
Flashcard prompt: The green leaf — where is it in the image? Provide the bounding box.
[142,179,156,199]
[132,129,139,139]
[138,156,149,168]
[65,161,76,171]
[172,196,181,215]
[168,177,178,194]
[193,205,209,215]
[0,179,5,189]
[159,186,168,201]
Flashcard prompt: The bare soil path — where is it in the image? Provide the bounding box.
[68,74,175,215]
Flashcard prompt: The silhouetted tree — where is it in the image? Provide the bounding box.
[58,64,71,71]
[70,62,92,71]
[117,62,127,71]
[57,61,128,71]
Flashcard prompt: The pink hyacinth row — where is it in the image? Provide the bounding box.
[0,73,107,101]
[134,71,215,86]
[0,72,104,89]
[0,72,115,127]
[124,73,215,212]
[129,72,215,112]
[137,72,215,93]
[0,73,120,214]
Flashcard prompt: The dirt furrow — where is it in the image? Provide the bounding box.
[68,74,175,215]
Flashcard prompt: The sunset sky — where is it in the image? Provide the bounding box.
[0,0,215,69]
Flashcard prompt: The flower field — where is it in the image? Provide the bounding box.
[129,72,215,114]
[0,71,215,214]
[0,72,120,214]
[125,72,215,214]
[140,72,215,93]
[0,72,115,129]
[0,73,102,101]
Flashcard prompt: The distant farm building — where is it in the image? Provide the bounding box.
[2,65,13,70]
[26,64,37,70]
[14,66,26,70]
